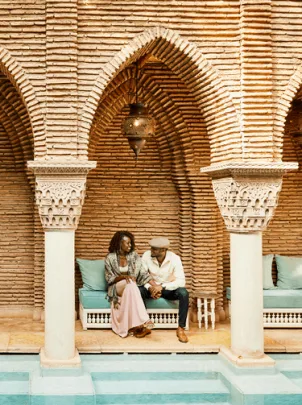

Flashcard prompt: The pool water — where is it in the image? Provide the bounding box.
[0,353,302,404]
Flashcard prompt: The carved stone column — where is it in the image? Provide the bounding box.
[28,160,96,368]
[201,162,298,367]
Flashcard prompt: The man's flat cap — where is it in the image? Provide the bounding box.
[149,237,170,249]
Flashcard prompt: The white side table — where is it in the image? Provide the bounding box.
[192,292,217,330]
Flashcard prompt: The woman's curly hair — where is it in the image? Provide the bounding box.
[108,231,136,253]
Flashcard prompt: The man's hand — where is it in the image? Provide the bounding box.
[149,285,162,299]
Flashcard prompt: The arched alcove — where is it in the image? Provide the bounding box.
[76,55,226,319]
[0,71,40,312]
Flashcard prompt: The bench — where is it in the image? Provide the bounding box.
[79,288,189,330]
[226,287,302,328]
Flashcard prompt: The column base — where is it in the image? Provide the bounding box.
[40,348,81,369]
[219,346,275,368]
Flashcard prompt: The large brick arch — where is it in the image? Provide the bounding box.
[274,62,302,160]
[81,60,224,313]
[79,26,241,163]
[0,46,45,158]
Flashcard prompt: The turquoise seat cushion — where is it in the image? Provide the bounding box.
[145,298,179,310]
[226,287,302,308]
[79,288,179,310]
[76,259,107,291]
[276,255,302,289]
[79,289,111,309]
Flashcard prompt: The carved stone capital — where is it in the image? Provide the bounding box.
[201,162,298,233]
[212,176,282,232]
[28,160,97,231]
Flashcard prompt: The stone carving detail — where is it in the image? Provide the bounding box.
[28,160,97,230]
[212,177,282,232]
[35,179,86,230]
[201,162,298,233]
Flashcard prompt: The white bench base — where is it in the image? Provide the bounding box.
[263,308,302,328]
[80,304,189,330]
[228,301,302,328]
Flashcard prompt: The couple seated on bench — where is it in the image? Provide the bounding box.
[105,231,189,343]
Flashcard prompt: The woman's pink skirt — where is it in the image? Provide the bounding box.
[111,280,150,338]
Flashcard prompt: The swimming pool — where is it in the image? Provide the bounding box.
[1,353,302,404]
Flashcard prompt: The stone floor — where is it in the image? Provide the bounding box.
[0,319,300,354]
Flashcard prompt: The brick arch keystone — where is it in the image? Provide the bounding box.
[79,27,241,163]
[274,63,302,160]
[0,46,46,158]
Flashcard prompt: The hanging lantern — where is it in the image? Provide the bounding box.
[122,61,155,158]
[122,102,155,157]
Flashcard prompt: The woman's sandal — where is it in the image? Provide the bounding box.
[128,325,144,336]
[144,320,154,330]
[134,327,151,338]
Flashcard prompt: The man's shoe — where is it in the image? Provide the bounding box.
[134,327,151,338]
[177,327,188,343]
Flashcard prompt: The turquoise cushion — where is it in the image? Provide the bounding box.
[76,259,107,291]
[276,255,302,289]
[145,298,179,310]
[226,287,302,308]
[79,289,110,309]
[79,288,179,310]
[263,254,274,289]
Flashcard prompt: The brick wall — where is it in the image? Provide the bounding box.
[0,124,34,307]
[0,1,300,317]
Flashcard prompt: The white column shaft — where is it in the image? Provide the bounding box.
[45,231,75,360]
[230,232,263,358]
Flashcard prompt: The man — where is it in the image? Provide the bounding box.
[139,237,189,343]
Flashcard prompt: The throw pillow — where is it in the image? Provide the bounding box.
[276,255,302,289]
[263,254,275,289]
[76,258,107,291]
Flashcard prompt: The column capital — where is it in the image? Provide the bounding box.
[28,159,97,231]
[201,162,298,233]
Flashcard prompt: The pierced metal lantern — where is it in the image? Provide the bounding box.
[122,102,155,158]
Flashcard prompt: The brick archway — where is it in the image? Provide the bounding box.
[77,58,225,317]
[274,62,302,160]
[79,26,241,163]
[0,46,45,158]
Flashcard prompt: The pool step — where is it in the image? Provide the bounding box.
[0,372,30,404]
[282,371,302,390]
[0,372,29,394]
[92,371,231,404]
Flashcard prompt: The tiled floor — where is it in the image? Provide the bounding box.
[0,319,301,353]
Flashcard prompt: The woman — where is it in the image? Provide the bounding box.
[105,231,154,338]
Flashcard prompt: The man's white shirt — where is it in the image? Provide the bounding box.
[142,250,186,291]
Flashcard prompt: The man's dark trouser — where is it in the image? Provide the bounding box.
[139,286,189,329]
